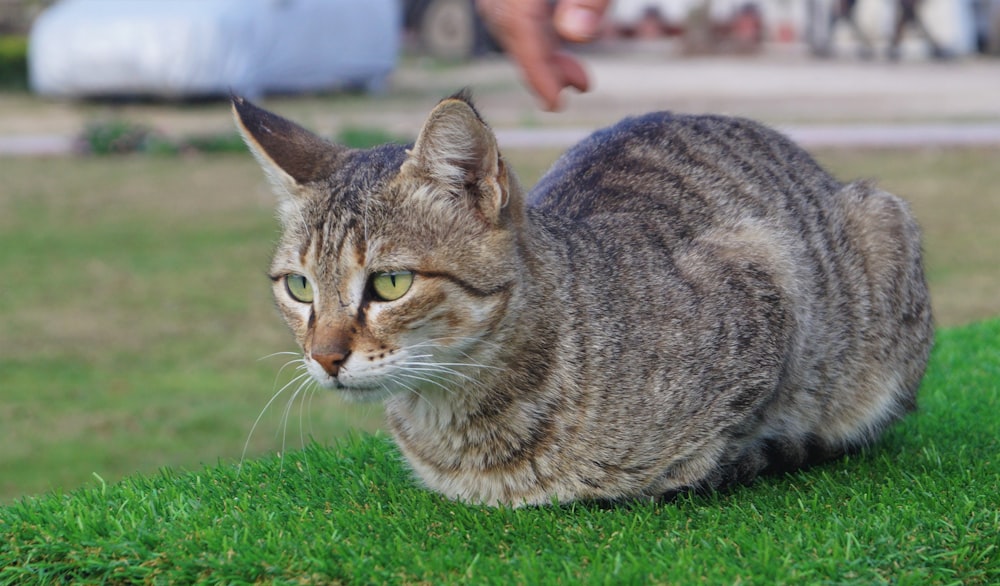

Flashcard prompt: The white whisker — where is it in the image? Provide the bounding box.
[405,336,503,350]
[395,371,458,397]
[270,358,307,390]
[240,369,312,474]
[399,362,480,380]
[385,373,434,409]
[305,382,318,442]
[402,360,503,372]
[278,375,314,473]
[257,351,302,362]
[298,382,317,474]
[397,363,489,391]
[299,392,308,453]
[397,338,504,371]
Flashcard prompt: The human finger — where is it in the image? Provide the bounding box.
[477,0,566,109]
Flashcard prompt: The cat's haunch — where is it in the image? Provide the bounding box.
[234,92,933,507]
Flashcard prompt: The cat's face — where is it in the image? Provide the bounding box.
[235,95,521,402]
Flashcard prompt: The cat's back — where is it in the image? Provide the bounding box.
[527,112,840,229]
[522,111,932,484]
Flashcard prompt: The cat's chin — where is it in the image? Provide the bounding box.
[332,385,396,404]
[305,373,391,403]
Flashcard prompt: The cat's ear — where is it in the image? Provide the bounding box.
[231,96,346,197]
[404,92,510,224]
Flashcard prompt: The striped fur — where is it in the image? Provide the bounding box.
[234,93,933,507]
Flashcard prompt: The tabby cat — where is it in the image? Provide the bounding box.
[233,92,933,507]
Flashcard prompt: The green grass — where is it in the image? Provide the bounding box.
[815,148,1000,327]
[0,157,385,503]
[0,147,998,511]
[1,318,998,584]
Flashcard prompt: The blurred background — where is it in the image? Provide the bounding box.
[1,0,998,503]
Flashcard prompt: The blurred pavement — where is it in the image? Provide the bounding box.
[2,44,1000,154]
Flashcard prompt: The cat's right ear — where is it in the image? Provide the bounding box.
[403,94,513,226]
[231,96,346,199]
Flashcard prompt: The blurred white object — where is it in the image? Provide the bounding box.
[29,0,400,98]
[611,0,748,25]
[806,0,978,56]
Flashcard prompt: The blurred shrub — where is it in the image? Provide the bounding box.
[81,119,155,155]
[79,120,412,156]
[0,35,28,89]
[80,120,245,156]
[336,127,410,148]
[183,132,247,154]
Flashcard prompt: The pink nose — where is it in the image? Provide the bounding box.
[312,351,348,377]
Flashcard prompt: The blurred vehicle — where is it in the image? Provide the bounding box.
[29,0,399,99]
[403,0,497,60]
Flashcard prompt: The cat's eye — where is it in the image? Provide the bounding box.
[285,274,314,303]
[371,271,413,302]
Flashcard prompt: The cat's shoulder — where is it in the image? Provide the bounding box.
[525,112,793,214]
[557,111,786,159]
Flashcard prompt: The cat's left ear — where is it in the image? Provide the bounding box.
[231,96,346,198]
[404,93,510,225]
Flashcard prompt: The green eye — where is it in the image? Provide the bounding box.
[285,274,314,303]
[371,271,413,302]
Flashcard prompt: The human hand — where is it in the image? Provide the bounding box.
[477,0,611,111]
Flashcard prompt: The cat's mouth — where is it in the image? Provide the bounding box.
[303,357,395,401]
[303,357,345,389]
[326,378,396,404]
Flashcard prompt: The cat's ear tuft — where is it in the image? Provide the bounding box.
[405,94,510,224]
[232,96,346,196]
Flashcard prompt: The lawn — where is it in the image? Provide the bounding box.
[0,156,385,503]
[0,146,998,510]
[0,318,997,583]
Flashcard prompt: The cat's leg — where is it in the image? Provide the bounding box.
[644,431,758,497]
[813,182,932,449]
[682,431,849,497]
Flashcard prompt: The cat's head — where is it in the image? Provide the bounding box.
[233,92,524,402]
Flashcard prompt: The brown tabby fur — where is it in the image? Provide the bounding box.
[233,92,933,507]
